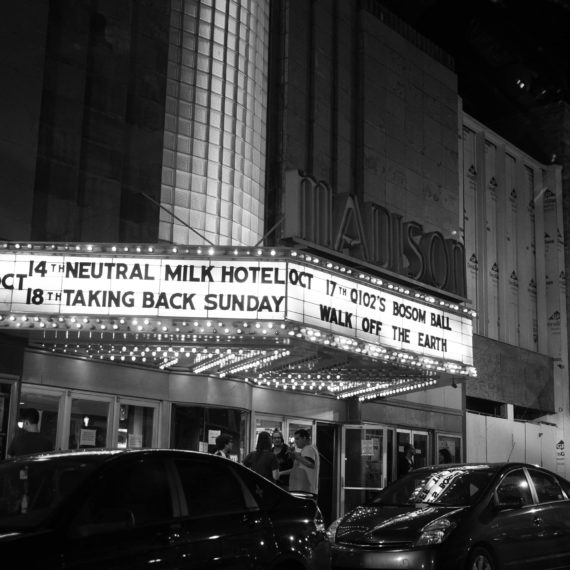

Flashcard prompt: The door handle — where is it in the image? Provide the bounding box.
[242,513,262,528]
[156,523,184,544]
[157,530,182,544]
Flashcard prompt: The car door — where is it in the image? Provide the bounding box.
[525,468,570,569]
[171,456,278,569]
[487,467,540,569]
[62,455,183,569]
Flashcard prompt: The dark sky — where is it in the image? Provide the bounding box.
[381,0,570,127]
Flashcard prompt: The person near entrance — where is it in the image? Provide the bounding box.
[289,429,319,498]
[397,443,416,478]
[271,430,293,488]
[439,448,452,464]
[7,408,52,457]
[213,433,233,458]
[243,431,279,482]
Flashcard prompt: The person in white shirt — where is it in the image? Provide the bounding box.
[288,429,319,498]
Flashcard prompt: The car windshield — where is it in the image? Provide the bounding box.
[0,454,102,531]
[371,467,496,507]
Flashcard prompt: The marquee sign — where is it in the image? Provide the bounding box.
[0,247,474,369]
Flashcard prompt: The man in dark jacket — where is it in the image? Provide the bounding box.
[8,408,52,457]
[397,443,416,478]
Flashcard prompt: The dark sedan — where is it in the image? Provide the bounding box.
[0,448,330,569]
[328,462,570,570]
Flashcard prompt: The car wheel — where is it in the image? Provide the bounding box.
[467,546,496,570]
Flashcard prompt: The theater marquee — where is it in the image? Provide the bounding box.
[0,245,474,373]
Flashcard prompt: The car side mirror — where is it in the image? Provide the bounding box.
[495,496,524,510]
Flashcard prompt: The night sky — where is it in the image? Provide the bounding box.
[380,0,570,140]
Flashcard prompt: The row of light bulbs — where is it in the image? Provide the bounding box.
[41,338,453,398]
[8,311,476,377]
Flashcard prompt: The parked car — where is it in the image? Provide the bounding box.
[328,462,570,570]
[0,448,330,569]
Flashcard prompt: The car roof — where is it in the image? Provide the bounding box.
[412,462,547,473]
[3,448,225,464]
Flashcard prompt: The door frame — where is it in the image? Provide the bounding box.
[436,432,463,462]
[63,391,115,449]
[113,396,161,448]
[396,428,431,469]
[340,423,389,516]
[19,384,67,450]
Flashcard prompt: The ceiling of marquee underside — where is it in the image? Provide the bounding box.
[24,328,451,401]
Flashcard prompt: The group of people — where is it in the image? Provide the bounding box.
[213,428,319,497]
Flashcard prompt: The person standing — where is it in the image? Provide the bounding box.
[243,431,279,482]
[213,433,233,458]
[439,448,452,464]
[7,408,52,457]
[397,443,416,478]
[288,429,319,498]
[271,430,293,488]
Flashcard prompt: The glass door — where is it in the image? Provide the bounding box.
[397,429,430,470]
[341,424,388,515]
[437,433,462,463]
[286,418,314,450]
[18,385,65,452]
[0,377,17,458]
[114,398,159,449]
[66,394,113,449]
[255,415,284,446]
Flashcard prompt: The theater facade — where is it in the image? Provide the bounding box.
[13,0,570,524]
[0,236,475,518]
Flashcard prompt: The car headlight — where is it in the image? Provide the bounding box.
[326,517,343,543]
[415,517,456,546]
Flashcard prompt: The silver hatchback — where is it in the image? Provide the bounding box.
[328,462,570,570]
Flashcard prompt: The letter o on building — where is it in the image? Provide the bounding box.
[420,232,449,289]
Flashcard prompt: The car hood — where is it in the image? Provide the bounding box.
[335,504,466,546]
[0,531,23,541]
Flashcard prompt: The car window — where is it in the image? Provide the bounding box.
[557,475,570,499]
[373,468,495,507]
[0,457,99,531]
[71,458,173,535]
[496,469,533,506]
[528,470,565,503]
[174,459,247,516]
[234,463,284,509]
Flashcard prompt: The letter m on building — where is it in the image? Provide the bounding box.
[282,170,333,248]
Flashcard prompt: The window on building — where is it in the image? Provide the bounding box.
[466,396,506,417]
